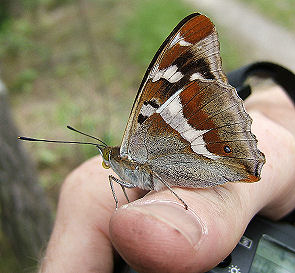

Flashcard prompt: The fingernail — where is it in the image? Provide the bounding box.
[121,200,207,249]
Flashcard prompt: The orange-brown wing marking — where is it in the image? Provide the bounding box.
[159,15,214,69]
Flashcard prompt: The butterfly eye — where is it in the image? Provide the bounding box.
[224,145,231,153]
[102,147,111,161]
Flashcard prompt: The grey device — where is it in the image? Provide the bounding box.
[208,215,295,273]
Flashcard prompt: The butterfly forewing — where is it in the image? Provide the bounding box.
[120,13,227,156]
[120,13,265,187]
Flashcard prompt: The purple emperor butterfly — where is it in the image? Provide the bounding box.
[19,13,265,209]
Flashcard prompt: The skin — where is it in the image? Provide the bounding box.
[39,86,295,273]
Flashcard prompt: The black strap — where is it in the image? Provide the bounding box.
[227,61,295,104]
[227,62,295,224]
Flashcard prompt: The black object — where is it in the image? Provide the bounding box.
[227,61,295,104]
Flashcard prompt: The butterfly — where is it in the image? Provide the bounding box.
[19,13,265,209]
[98,13,265,209]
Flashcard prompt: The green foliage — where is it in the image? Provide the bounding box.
[38,148,58,167]
[0,16,52,95]
[116,0,191,69]
[0,19,35,58]
[0,235,22,273]
[12,68,39,93]
[54,93,82,125]
[44,0,76,10]
[0,3,11,30]
[0,225,24,272]
[102,63,120,85]
[21,0,76,11]
[218,29,247,72]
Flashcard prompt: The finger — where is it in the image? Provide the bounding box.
[245,86,295,135]
[109,111,295,273]
[40,156,145,273]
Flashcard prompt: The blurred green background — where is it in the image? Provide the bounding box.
[0,0,294,271]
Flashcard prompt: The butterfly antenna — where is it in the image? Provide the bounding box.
[18,136,105,149]
[67,125,108,147]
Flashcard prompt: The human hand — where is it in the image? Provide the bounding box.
[40,86,295,273]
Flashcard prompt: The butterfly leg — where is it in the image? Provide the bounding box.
[109,175,136,209]
[120,185,130,203]
[109,176,119,208]
[154,173,188,210]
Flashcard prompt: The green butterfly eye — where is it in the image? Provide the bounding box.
[101,147,111,169]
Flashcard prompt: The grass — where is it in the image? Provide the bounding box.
[116,0,192,69]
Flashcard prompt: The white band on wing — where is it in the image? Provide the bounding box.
[156,88,219,159]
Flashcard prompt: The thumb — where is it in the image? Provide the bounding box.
[109,112,295,273]
[109,187,253,273]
